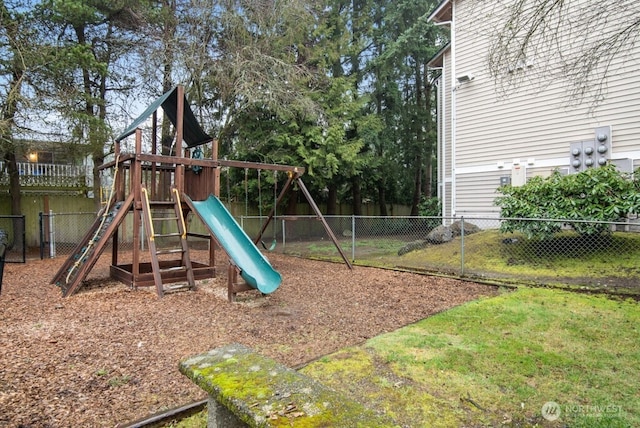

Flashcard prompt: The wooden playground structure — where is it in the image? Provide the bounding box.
[51,86,351,300]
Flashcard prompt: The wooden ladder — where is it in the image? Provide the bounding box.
[141,187,195,297]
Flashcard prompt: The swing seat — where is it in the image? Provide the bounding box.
[260,239,277,251]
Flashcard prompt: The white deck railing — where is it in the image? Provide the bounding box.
[0,161,87,187]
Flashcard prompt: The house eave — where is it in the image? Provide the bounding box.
[427,0,452,24]
[428,43,451,68]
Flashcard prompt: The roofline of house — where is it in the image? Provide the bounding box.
[427,0,452,23]
[427,43,451,68]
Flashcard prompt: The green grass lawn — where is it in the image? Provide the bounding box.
[170,287,639,427]
[300,288,640,427]
[169,231,640,427]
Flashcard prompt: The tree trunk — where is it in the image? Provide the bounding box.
[411,61,425,216]
[378,186,388,216]
[423,156,433,199]
[352,175,362,215]
[2,46,24,216]
[327,184,338,215]
[410,161,421,216]
[4,150,21,215]
[92,153,105,208]
[93,61,109,210]
[285,189,298,215]
[161,0,177,156]
[0,2,35,250]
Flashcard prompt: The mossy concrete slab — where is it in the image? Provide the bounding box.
[180,343,397,427]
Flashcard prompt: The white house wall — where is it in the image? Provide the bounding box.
[445,0,640,217]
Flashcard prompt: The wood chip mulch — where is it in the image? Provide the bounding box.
[0,252,498,427]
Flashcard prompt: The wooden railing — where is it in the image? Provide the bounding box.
[0,161,87,188]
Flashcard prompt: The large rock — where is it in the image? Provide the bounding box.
[450,220,481,237]
[399,221,483,255]
[426,225,453,244]
[397,240,428,256]
[426,221,481,245]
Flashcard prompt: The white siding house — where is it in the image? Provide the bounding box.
[428,0,640,218]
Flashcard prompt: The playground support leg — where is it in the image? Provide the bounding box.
[296,178,353,270]
[227,263,253,302]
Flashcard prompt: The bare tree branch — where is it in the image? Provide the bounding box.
[483,0,640,112]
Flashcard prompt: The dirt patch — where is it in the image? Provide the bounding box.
[0,252,497,427]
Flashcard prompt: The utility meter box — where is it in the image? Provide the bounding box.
[569,126,612,173]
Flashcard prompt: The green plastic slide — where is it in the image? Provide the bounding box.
[187,194,281,294]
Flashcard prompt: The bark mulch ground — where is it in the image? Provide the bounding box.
[0,252,498,427]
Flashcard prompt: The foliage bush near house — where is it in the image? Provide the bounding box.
[418,196,442,217]
[495,165,640,240]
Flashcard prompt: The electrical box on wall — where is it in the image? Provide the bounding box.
[500,175,511,186]
[569,126,612,173]
[611,158,634,173]
[511,165,526,186]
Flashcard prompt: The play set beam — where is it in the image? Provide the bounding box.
[217,159,305,175]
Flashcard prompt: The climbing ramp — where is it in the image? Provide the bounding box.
[51,193,134,297]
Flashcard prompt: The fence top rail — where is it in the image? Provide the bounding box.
[497,216,637,226]
[239,214,638,227]
[41,212,98,216]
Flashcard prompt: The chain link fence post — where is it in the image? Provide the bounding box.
[351,215,356,262]
[39,212,44,259]
[460,216,465,276]
[49,210,56,258]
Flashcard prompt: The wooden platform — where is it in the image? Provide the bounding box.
[110,261,215,288]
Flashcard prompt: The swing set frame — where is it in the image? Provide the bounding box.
[53,85,351,300]
[244,165,351,268]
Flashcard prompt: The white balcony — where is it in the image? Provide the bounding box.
[0,161,88,188]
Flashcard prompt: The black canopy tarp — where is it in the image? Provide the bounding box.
[115,87,212,147]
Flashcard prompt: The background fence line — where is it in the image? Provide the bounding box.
[38,211,640,289]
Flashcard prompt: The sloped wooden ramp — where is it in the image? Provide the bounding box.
[51,193,135,297]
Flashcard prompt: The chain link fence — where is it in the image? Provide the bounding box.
[241,214,640,290]
[39,211,640,290]
[39,211,137,258]
[0,215,26,263]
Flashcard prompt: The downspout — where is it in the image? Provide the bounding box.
[435,77,444,218]
[427,67,444,219]
[450,1,457,218]
[433,12,454,219]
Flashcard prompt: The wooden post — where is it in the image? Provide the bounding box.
[210,138,220,272]
[212,138,220,197]
[175,85,185,194]
[132,129,143,287]
[112,140,121,267]
[151,110,158,200]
